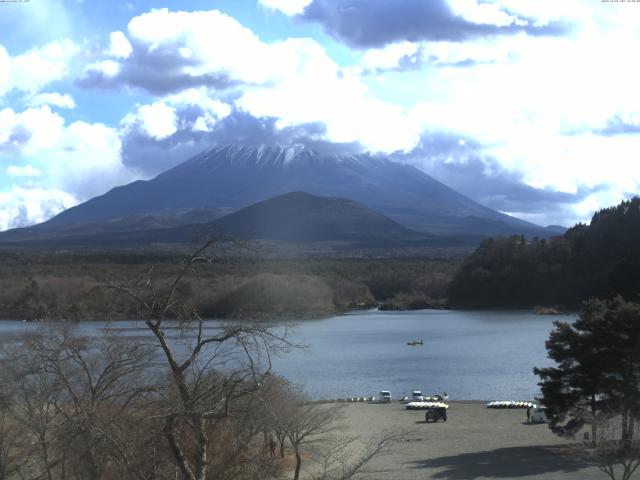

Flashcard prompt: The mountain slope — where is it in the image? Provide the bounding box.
[26,145,549,237]
[2,192,424,247]
[205,191,418,243]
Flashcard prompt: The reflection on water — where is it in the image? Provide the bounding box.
[0,309,576,401]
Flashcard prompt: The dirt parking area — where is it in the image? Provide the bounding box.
[330,401,611,480]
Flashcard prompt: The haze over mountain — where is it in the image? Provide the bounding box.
[24,145,557,240]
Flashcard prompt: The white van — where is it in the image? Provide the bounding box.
[380,391,392,402]
[530,407,549,423]
[412,390,424,402]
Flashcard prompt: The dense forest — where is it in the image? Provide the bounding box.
[448,197,640,308]
[0,251,457,320]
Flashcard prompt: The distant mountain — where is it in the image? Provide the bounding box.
[0,208,226,243]
[30,145,553,238]
[205,191,419,243]
[1,192,427,247]
[544,225,568,235]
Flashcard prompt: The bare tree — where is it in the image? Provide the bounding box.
[100,241,293,480]
[575,412,640,480]
[1,325,160,480]
[2,340,63,480]
[0,386,30,480]
[287,400,344,480]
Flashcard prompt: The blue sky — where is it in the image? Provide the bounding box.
[1,0,639,230]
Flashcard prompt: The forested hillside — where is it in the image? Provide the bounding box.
[448,198,640,308]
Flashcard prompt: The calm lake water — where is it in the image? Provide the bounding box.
[0,309,576,401]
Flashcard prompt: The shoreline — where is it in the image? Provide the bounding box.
[0,305,579,323]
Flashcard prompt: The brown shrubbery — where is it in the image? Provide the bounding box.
[0,250,457,320]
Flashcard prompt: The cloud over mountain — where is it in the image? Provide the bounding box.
[0,1,638,232]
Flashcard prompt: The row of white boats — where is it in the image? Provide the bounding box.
[486,400,536,409]
[405,401,450,410]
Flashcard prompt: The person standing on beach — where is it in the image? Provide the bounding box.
[526,405,532,423]
[269,437,277,458]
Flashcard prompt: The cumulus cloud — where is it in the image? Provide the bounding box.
[122,102,178,140]
[108,31,133,58]
[78,8,266,94]
[0,106,65,154]
[0,186,76,231]
[1,39,78,96]
[118,88,233,174]
[6,165,42,177]
[78,9,423,153]
[30,92,76,109]
[301,0,570,49]
[0,105,136,227]
[394,133,603,226]
[258,0,313,16]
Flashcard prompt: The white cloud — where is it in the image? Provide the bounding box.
[30,92,76,109]
[108,31,133,58]
[48,120,132,199]
[82,9,421,152]
[405,14,640,208]
[82,59,121,78]
[0,186,76,231]
[122,101,178,140]
[361,42,419,71]
[0,104,136,230]
[0,46,10,96]
[126,8,271,84]
[165,87,232,132]
[237,38,421,152]
[0,105,65,154]
[5,39,78,95]
[258,0,312,16]
[7,165,42,177]
[448,0,520,27]
[497,0,589,27]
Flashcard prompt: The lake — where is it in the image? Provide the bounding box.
[0,309,575,401]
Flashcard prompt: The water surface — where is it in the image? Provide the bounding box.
[0,309,575,401]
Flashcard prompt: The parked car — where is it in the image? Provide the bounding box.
[425,406,447,422]
[412,390,424,402]
[380,391,392,402]
[530,407,549,423]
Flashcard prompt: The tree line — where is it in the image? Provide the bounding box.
[448,197,640,308]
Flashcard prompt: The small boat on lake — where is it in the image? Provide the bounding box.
[407,340,424,346]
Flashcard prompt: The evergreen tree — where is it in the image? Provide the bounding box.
[534,297,640,445]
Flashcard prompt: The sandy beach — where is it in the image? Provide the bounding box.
[317,401,608,480]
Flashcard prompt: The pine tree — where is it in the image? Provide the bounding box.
[534,297,640,446]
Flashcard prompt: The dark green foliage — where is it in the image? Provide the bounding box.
[534,297,640,442]
[449,197,640,308]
